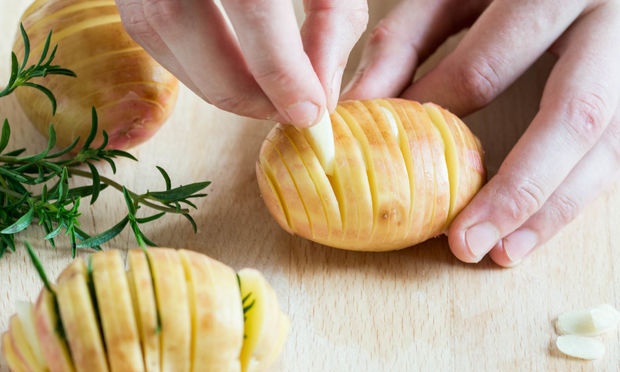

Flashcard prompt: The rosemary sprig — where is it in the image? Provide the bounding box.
[0,24,76,114]
[0,25,210,257]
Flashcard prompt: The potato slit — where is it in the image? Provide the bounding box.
[24,1,116,34]
[269,139,316,238]
[146,249,191,372]
[260,136,312,235]
[336,105,377,242]
[423,104,457,227]
[178,254,197,371]
[283,127,341,241]
[330,110,369,242]
[56,259,109,371]
[380,100,416,243]
[367,99,411,244]
[127,250,160,371]
[34,15,122,49]
[257,161,293,232]
[2,331,27,372]
[86,256,110,370]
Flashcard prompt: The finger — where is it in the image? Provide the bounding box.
[118,0,276,119]
[489,111,620,267]
[341,0,489,100]
[447,2,620,263]
[300,0,369,111]
[221,0,328,127]
[402,0,588,116]
[115,0,199,93]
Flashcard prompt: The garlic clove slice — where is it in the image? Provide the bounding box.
[556,304,620,336]
[556,335,605,360]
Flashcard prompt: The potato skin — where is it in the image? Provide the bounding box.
[257,98,486,251]
[13,0,178,150]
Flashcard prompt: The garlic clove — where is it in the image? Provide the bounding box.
[556,303,620,336]
[556,335,605,360]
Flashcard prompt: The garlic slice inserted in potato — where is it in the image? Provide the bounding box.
[302,111,336,175]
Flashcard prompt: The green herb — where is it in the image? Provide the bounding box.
[1,24,209,257]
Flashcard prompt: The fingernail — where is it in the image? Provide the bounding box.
[465,222,500,261]
[503,228,538,264]
[285,101,321,127]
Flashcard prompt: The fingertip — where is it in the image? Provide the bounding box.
[488,242,520,268]
[447,223,484,264]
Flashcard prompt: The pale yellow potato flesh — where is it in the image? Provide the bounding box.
[127,250,161,372]
[2,331,28,372]
[91,250,144,371]
[178,250,244,372]
[146,248,191,372]
[33,289,75,371]
[6,314,45,371]
[238,269,290,372]
[55,259,109,371]
[257,98,485,251]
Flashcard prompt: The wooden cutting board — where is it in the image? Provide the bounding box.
[1,1,619,371]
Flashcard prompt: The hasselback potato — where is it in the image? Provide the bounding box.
[14,0,179,150]
[257,98,486,251]
[1,248,289,371]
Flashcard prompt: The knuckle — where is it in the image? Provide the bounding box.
[452,58,502,109]
[561,91,611,147]
[367,21,398,47]
[500,177,547,222]
[605,120,620,163]
[142,0,184,24]
[345,7,370,38]
[209,93,272,119]
[252,65,298,90]
[119,0,182,45]
[548,193,580,227]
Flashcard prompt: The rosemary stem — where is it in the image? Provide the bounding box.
[67,168,191,214]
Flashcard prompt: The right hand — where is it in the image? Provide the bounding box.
[114,0,368,127]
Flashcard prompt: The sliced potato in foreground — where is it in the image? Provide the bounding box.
[2,248,288,372]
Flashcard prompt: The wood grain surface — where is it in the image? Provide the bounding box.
[1,1,619,371]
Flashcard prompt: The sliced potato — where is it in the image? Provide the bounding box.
[257,98,485,251]
[2,248,288,372]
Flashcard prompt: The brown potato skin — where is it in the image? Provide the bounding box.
[14,0,179,151]
[256,98,486,251]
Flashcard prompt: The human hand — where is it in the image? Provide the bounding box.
[114,0,368,128]
[343,0,620,266]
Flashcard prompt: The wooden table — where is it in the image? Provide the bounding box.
[1,1,619,371]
